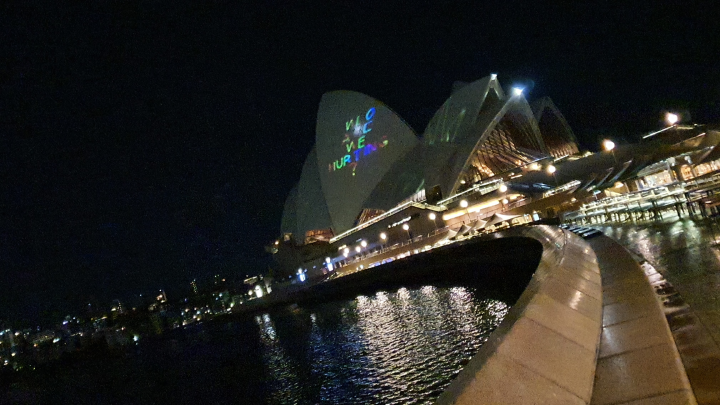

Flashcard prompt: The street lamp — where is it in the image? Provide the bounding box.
[402,223,411,241]
[498,183,508,193]
[380,232,387,240]
[666,112,679,126]
[603,139,618,165]
[460,200,468,208]
[428,212,438,231]
[546,164,558,187]
[360,240,367,248]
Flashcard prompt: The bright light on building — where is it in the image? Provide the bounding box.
[428,212,436,220]
[614,181,624,188]
[602,139,615,151]
[499,184,508,193]
[255,285,264,297]
[325,257,331,263]
[380,232,387,240]
[512,87,524,96]
[355,246,362,252]
[360,240,367,247]
[460,200,469,208]
[402,223,409,231]
[343,247,350,256]
[502,199,509,204]
[546,165,556,174]
[666,112,679,125]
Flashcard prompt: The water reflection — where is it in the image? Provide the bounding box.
[257,286,508,404]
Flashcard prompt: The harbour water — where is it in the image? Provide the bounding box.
[4,285,508,404]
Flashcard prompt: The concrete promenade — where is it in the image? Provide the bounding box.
[438,225,712,404]
[595,219,720,404]
[587,234,696,404]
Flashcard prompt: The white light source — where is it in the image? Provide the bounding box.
[512,87,524,96]
[546,165,556,174]
[402,223,410,231]
[602,139,615,151]
[460,200,469,208]
[360,240,367,247]
[499,184,508,193]
[343,247,350,255]
[666,112,679,125]
[325,257,331,263]
[428,213,436,220]
[380,232,387,240]
[502,199,509,204]
[355,246,362,253]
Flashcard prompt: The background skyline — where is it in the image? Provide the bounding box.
[2,0,718,326]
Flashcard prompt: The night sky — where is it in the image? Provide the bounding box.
[2,0,718,326]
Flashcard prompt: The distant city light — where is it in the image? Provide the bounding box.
[380,232,387,240]
[546,165,556,174]
[360,240,367,247]
[428,213,436,220]
[355,246,362,253]
[498,184,508,193]
[402,223,410,231]
[512,87,524,96]
[602,139,615,151]
[460,200,469,208]
[666,112,679,125]
[502,199,509,204]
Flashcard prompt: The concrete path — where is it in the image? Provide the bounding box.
[587,235,696,404]
[594,219,720,404]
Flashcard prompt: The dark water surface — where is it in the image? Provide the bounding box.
[5,286,508,404]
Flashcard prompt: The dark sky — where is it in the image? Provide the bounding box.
[1,0,718,326]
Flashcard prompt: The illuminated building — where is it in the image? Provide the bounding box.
[270,74,583,276]
[274,73,719,277]
[280,75,576,239]
[191,279,198,295]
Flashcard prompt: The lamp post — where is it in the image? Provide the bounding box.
[379,232,387,250]
[666,112,679,126]
[402,223,411,241]
[428,212,438,231]
[603,139,618,165]
[546,164,558,187]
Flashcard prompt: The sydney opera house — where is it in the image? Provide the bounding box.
[273,75,578,272]
[271,74,720,279]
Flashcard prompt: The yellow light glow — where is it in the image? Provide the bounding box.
[602,139,615,151]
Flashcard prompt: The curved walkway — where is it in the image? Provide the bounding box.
[438,225,698,404]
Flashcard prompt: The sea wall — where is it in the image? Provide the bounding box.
[437,226,603,404]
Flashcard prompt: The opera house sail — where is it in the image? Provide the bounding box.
[280,74,579,246]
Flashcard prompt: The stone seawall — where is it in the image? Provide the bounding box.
[437,226,603,404]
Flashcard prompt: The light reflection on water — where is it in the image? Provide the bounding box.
[257,286,508,404]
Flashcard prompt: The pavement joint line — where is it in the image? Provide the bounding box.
[603,388,694,405]
[596,341,667,361]
[496,351,587,404]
